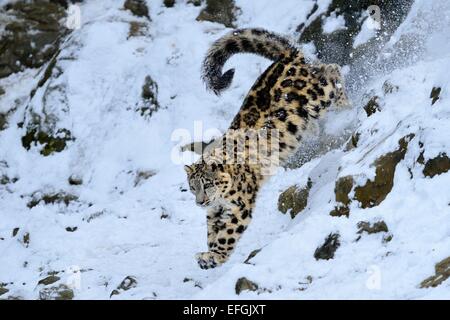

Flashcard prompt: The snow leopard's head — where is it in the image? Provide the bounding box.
[184,162,231,207]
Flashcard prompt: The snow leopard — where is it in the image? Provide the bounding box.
[185,28,349,269]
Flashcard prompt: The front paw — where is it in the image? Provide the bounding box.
[196,252,225,270]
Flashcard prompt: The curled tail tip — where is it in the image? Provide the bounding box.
[201,28,296,95]
[203,68,235,95]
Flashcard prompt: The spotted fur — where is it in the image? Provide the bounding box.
[186,28,350,269]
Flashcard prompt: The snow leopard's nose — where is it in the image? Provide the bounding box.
[196,199,206,205]
[196,196,209,207]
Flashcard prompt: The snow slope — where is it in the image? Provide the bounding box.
[0,0,449,299]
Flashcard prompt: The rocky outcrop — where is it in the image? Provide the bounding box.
[18,42,76,156]
[0,284,9,297]
[39,284,74,300]
[68,175,83,186]
[27,191,78,208]
[110,276,138,297]
[344,132,360,151]
[422,153,450,178]
[0,0,69,79]
[124,0,149,19]
[163,0,176,8]
[297,0,414,67]
[11,227,29,247]
[331,134,414,216]
[330,176,353,217]
[356,220,392,242]
[0,161,18,185]
[134,169,156,187]
[136,75,160,118]
[196,0,239,28]
[22,232,30,248]
[364,96,380,117]
[235,277,258,295]
[353,134,413,208]
[278,179,312,218]
[430,87,441,105]
[244,249,261,264]
[420,256,450,288]
[357,220,388,235]
[314,233,340,260]
[128,21,148,39]
[21,127,74,156]
[38,275,61,286]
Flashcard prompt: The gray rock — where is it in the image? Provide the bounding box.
[420,256,450,288]
[430,87,441,105]
[124,0,149,19]
[12,227,19,237]
[196,0,239,28]
[39,284,74,300]
[0,286,9,297]
[137,75,160,118]
[298,0,414,66]
[235,277,258,295]
[278,179,312,219]
[244,249,261,264]
[110,276,138,297]
[364,96,380,117]
[27,192,78,208]
[21,47,76,157]
[38,275,60,286]
[314,233,340,260]
[0,113,7,131]
[332,134,414,216]
[344,132,360,151]
[353,134,414,208]
[188,0,202,6]
[382,81,399,95]
[298,0,414,94]
[68,175,83,186]
[22,127,74,156]
[423,153,450,178]
[356,220,392,242]
[128,21,148,39]
[330,176,353,217]
[163,0,175,8]
[357,221,389,235]
[0,0,69,79]
[22,232,30,248]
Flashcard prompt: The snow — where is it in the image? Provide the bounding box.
[0,0,449,299]
[353,16,378,48]
[322,12,346,34]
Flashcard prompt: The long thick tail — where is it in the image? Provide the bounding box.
[202,28,297,95]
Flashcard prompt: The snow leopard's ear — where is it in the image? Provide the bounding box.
[184,165,194,174]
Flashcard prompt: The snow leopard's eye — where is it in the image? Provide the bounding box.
[203,182,213,189]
